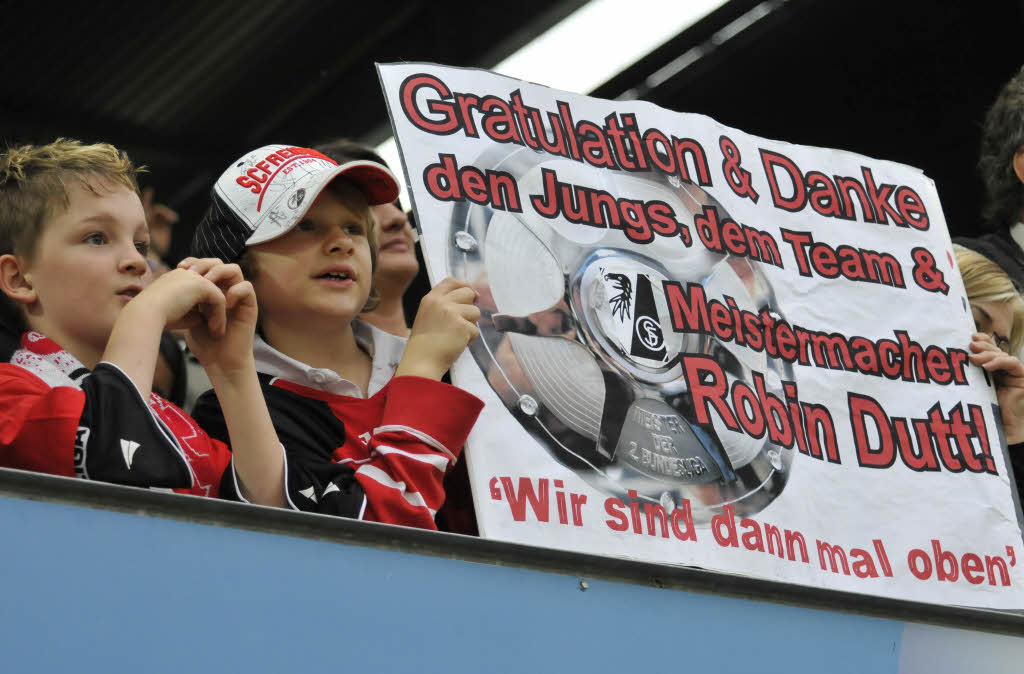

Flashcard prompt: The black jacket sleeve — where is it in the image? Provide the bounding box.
[77,362,193,488]
[191,376,366,517]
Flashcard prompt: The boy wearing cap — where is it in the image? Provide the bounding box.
[191,145,483,528]
[0,139,287,506]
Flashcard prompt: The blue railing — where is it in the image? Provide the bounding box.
[1,467,1021,673]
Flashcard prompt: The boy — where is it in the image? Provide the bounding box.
[0,139,287,506]
[190,144,483,529]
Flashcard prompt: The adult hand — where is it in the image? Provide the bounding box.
[970,332,1024,444]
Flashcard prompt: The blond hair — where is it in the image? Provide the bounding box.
[0,138,142,330]
[955,245,1024,354]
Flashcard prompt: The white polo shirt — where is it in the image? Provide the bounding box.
[252,320,407,398]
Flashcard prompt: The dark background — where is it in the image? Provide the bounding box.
[2,0,1021,260]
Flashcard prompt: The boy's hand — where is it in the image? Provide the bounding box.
[105,260,233,400]
[176,257,258,377]
[970,332,1024,444]
[138,264,228,335]
[397,277,480,381]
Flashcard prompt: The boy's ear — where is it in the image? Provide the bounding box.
[0,254,37,305]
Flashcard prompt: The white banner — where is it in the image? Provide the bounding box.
[379,62,1024,608]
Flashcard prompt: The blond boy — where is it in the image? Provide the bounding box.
[0,139,286,505]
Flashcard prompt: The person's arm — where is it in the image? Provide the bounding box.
[0,365,84,477]
[969,332,1024,444]
[175,258,287,508]
[355,375,483,528]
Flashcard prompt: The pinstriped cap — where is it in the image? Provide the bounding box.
[191,144,399,262]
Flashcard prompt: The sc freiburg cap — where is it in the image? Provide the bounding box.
[191,144,400,262]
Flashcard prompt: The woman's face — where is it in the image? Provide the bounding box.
[971,299,1014,352]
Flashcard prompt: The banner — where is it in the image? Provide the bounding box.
[379,62,1024,608]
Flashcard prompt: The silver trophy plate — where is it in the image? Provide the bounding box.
[448,145,794,522]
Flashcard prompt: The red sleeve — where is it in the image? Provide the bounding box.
[357,376,484,528]
[146,394,235,499]
[180,433,233,500]
[0,364,83,478]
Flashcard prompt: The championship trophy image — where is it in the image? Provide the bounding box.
[448,145,795,522]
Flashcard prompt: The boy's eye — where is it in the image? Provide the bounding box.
[296,220,316,232]
[135,241,150,256]
[344,223,365,236]
[84,232,107,245]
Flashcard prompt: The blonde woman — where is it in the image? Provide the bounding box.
[958,246,1024,500]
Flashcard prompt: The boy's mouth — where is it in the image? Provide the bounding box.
[117,285,142,299]
[314,266,356,283]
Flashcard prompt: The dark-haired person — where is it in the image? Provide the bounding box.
[967,65,1024,288]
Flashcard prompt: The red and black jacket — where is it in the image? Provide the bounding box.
[0,332,235,497]
[193,373,483,528]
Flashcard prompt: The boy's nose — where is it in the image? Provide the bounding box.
[119,245,149,275]
[324,228,355,254]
